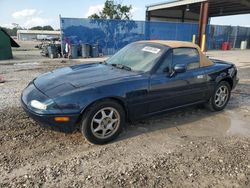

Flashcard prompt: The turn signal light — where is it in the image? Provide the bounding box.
[54,117,70,122]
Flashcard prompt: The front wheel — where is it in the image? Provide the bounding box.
[81,100,125,145]
[207,81,231,111]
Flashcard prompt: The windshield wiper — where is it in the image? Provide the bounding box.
[111,63,132,71]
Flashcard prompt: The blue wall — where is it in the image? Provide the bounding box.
[60,17,250,54]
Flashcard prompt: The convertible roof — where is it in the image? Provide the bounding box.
[137,40,214,67]
[144,40,199,49]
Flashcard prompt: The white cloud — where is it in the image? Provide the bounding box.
[1,23,14,29]
[10,9,51,28]
[130,6,140,18]
[12,9,37,19]
[85,4,104,17]
[24,17,50,28]
[131,7,138,14]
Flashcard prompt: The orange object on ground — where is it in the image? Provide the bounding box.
[222,42,230,50]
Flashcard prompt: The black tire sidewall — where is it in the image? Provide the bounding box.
[210,81,231,111]
[81,100,125,145]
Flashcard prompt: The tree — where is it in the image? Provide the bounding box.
[87,0,137,54]
[30,26,43,30]
[42,25,54,31]
[88,0,133,20]
[30,25,54,30]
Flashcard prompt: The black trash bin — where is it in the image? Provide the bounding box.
[81,44,90,58]
[91,44,99,58]
[71,44,78,59]
[47,45,57,59]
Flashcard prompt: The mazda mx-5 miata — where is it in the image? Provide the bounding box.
[21,40,239,144]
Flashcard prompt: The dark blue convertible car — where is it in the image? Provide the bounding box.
[21,40,239,144]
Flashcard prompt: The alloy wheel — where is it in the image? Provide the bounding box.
[91,107,120,139]
[214,85,229,108]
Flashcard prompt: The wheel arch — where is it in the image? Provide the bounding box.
[79,97,129,122]
[219,77,233,89]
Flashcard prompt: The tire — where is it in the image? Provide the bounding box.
[207,81,231,111]
[81,100,125,145]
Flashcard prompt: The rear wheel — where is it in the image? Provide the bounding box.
[207,81,231,111]
[81,100,125,145]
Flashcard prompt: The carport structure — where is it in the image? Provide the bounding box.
[146,0,250,48]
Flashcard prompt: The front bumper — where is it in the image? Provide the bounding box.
[21,84,80,133]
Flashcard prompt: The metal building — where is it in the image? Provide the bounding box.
[17,30,60,41]
[0,28,19,60]
[146,0,250,47]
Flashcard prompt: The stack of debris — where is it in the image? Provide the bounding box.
[39,43,62,59]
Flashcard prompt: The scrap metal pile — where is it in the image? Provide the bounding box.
[36,40,62,59]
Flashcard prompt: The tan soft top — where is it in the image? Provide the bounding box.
[137,40,214,67]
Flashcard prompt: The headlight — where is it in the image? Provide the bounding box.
[30,100,47,110]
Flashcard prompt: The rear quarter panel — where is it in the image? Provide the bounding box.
[203,60,236,100]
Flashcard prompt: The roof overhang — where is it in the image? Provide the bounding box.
[17,30,60,35]
[147,0,206,11]
[147,0,250,19]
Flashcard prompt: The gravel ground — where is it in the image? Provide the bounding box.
[0,49,250,187]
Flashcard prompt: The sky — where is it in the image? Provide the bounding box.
[0,0,250,29]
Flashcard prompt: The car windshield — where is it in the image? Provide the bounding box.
[106,43,165,72]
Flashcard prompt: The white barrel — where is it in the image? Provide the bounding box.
[240,41,247,50]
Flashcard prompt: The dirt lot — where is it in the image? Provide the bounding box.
[0,47,250,187]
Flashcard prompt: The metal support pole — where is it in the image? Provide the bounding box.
[198,3,204,46]
[145,10,151,40]
[233,26,239,49]
[192,35,196,44]
[59,14,64,57]
[145,10,151,21]
[181,9,185,22]
[198,1,209,48]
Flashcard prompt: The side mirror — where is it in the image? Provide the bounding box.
[170,64,186,77]
[173,64,186,73]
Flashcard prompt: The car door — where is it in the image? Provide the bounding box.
[172,48,207,104]
[148,48,207,114]
[148,50,190,113]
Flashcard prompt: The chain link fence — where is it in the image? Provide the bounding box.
[207,25,250,49]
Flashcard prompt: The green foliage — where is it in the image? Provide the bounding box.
[88,0,133,20]
[41,25,54,31]
[30,25,54,31]
[30,26,43,30]
[1,24,54,36]
[87,0,137,52]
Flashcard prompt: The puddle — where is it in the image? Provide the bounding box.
[167,108,250,138]
[226,110,250,136]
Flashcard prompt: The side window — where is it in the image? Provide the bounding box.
[157,52,173,73]
[173,48,200,70]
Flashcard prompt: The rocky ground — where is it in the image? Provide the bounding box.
[0,49,250,187]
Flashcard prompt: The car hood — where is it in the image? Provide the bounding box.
[34,63,138,97]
